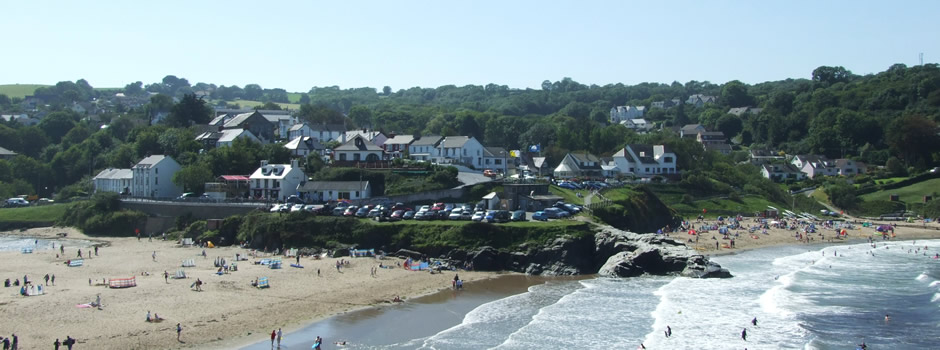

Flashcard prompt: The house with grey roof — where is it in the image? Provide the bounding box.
[334,134,384,164]
[748,149,786,165]
[437,136,484,168]
[0,146,16,160]
[304,123,347,143]
[408,135,442,162]
[92,168,132,195]
[131,155,183,199]
[554,152,603,179]
[297,180,371,203]
[483,146,510,174]
[612,144,678,178]
[610,105,646,124]
[345,129,387,148]
[727,107,763,116]
[761,163,806,182]
[223,111,275,143]
[284,136,326,158]
[697,131,732,155]
[384,134,415,159]
[686,94,717,108]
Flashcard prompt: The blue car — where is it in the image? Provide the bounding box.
[532,211,550,221]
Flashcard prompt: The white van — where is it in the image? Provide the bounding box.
[5,198,29,207]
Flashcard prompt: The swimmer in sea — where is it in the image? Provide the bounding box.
[884,314,890,323]
[751,317,758,326]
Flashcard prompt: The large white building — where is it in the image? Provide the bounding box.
[131,155,183,199]
[437,136,484,167]
[408,136,442,162]
[610,106,645,124]
[92,168,132,195]
[612,144,678,177]
[248,159,306,201]
[297,181,371,202]
[334,135,384,163]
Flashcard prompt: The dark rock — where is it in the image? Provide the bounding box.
[469,246,500,271]
[444,249,468,261]
[597,251,644,277]
[680,255,733,279]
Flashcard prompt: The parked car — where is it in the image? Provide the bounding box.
[474,203,485,212]
[269,204,283,213]
[488,210,511,223]
[484,210,496,222]
[432,202,445,211]
[303,204,320,213]
[36,198,55,206]
[367,208,385,218]
[177,192,198,200]
[511,210,527,221]
[332,207,346,216]
[564,204,582,213]
[471,211,486,222]
[413,210,428,220]
[343,206,359,216]
[5,198,29,207]
[355,207,370,217]
[403,210,416,220]
[290,204,305,212]
[459,210,473,220]
[543,207,569,218]
[285,195,304,205]
[532,211,550,221]
[418,205,431,212]
[448,210,463,220]
[390,210,404,221]
[483,169,497,177]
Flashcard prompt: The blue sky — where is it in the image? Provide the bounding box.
[6,0,939,92]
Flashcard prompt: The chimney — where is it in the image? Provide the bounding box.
[260,160,268,167]
[290,159,299,168]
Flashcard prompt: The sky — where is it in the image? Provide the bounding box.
[5,0,940,92]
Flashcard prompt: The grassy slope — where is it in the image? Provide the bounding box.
[0,204,68,222]
[647,185,785,218]
[549,185,584,205]
[859,178,940,203]
[0,84,47,99]
[219,99,301,110]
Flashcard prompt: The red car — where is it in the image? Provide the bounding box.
[432,202,445,211]
[483,169,497,177]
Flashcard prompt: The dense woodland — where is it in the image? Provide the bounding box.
[0,64,938,204]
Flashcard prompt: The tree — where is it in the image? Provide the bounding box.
[165,93,211,127]
[812,66,852,86]
[244,84,263,100]
[348,105,373,128]
[38,111,79,143]
[886,115,939,169]
[304,153,326,174]
[715,114,743,139]
[719,80,754,107]
[299,94,311,104]
[124,81,144,96]
[173,163,213,193]
[256,101,282,111]
[382,86,392,95]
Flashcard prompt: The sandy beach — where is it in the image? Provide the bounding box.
[0,227,501,349]
[685,217,940,256]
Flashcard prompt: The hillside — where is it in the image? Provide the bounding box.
[0,84,47,99]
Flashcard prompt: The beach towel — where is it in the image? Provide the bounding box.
[182,259,195,267]
[75,303,93,308]
[68,259,84,267]
[290,263,304,268]
[258,258,272,265]
[108,277,137,288]
[269,261,282,269]
[173,269,187,279]
[21,247,33,254]
[257,277,269,289]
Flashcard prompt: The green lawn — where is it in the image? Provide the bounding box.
[549,185,584,205]
[669,195,781,218]
[0,204,67,223]
[217,99,301,110]
[860,178,940,203]
[287,93,304,103]
[0,84,47,99]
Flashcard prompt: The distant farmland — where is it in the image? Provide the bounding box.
[0,84,47,99]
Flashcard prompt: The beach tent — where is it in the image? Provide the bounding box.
[268,259,282,269]
[182,259,196,267]
[207,241,215,248]
[173,269,187,279]
[286,248,298,257]
[876,225,892,232]
[68,259,84,267]
[181,238,193,246]
[108,277,137,288]
[349,249,375,257]
[26,284,45,296]
[257,277,269,289]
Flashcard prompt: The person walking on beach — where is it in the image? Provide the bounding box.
[9,334,16,350]
[270,329,276,348]
[94,246,98,256]
[1,336,8,350]
[164,271,169,283]
[51,274,55,286]
[276,328,282,348]
[54,338,60,350]
[64,336,74,350]
[44,274,50,286]
[152,251,157,262]
[665,325,672,337]
[317,268,321,277]
[751,317,758,326]
[78,249,82,258]
[176,323,182,341]
[60,244,64,255]
[741,328,747,341]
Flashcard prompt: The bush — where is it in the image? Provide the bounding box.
[57,192,147,236]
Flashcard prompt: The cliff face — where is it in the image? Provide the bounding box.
[591,187,679,234]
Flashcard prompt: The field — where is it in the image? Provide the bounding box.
[859,178,940,203]
[0,84,47,99]
[549,185,584,205]
[0,204,67,223]
[218,99,301,110]
[646,185,785,218]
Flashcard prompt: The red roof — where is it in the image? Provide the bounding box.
[219,175,250,181]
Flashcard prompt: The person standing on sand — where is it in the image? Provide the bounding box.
[164,271,169,283]
[741,327,747,341]
[751,317,758,326]
[44,274,50,286]
[51,274,55,286]
[177,323,182,341]
[270,329,276,348]
[54,338,60,350]
[9,334,16,350]
[94,246,98,256]
[276,328,282,348]
[152,251,157,262]
[665,325,672,337]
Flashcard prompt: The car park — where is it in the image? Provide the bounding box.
[543,207,569,218]
[471,211,485,222]
[532,211,549,221]
[511,210,527,221]
[403,210,415,220]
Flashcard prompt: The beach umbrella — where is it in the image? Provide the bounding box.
[688,229,696,235]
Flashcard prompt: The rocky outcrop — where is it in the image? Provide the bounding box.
[445,225,731,279]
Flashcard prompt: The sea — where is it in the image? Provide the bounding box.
[246,239,940,350]
[0,235,95,252]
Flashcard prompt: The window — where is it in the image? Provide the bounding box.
[339,153,347,161]
[256,179,260,188]
[339,192,350,200]
[274,180,280,188]
[495,159,502,165]
[664,157,673,163]
[354,153,361,161]
[645,168,650,173]
[154,177,158,185]
[264,179,269,188]
[355,191,360,198]
[155,168,158,174]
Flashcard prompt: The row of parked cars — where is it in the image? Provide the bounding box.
[531,202,583,221]
[556,180,615,191]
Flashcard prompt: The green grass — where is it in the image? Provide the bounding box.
[0,204,68,223]
[217,99,301,110]
[0,84,48,99]
[669,195,781,218]
[287,93,304,103]
[873,177,911,185]
[549,185,584,205]
[860,178,940,203]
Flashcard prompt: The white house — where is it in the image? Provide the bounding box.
[791,155,838,179]
[680,124,707,138]
[257,110,297,140]
[409,136,442,162]
[92,168,132,194]
[216,129,261,148]
[131,155,183,199]
[612,144,678,177]
[303,123,347,143]
[686,94,717,108]
[384,134,415,159]
[297,181,371,202]
[553,153,603,179]
[749,150,785,165]
[345,129,387,148]
[483,147,510,173]
[761,164,806,182]
[622,118,652,132]
[283,136,326,158]
[437,136,484,167]
[728,107,763,116]
[835,159,866,176]
[610,106,646,124]
[248,159,306,201]
[334,135,384,163]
